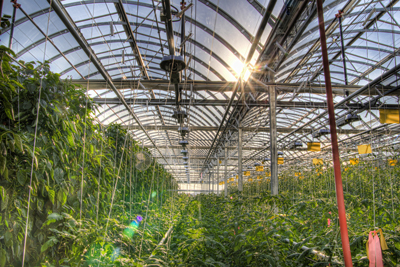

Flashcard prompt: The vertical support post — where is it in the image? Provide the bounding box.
[209,171,211,193]
[180,1,187,80]
[212,171,215,193]
[238,122,243,192]
[269,72,278,196]
[217,157,220,195]
[336,11,348,86]
[9,0,18,49]
[317,0,353,265]
[0,0,4,19]
[224,145,228,197]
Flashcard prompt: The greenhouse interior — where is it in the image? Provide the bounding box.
[0,0,400,266]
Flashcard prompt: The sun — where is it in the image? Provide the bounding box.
[231,59,252,81]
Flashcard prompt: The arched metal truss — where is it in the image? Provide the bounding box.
[2,0,400,184]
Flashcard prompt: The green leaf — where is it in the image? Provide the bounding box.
[46,187,55,205]
[13,133,23,153]
[0,156,5,175]
[0,189,8,211]
[57,190,67,205]
[67,133,74,147]
[17,170,26,186]
[0,186,5,201]
[47,213,63,221]
[0,248,6,267]
[54,167,64,184]
[41,238,58,253]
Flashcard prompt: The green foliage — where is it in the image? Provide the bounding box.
[0,46,177,266]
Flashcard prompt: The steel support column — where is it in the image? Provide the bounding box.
[217,157,219,195]
[8,0,18,49]
[269,74,278,196]
[238,123,243,192]
[208,172,211,194]
[0,0,4,20]
[317,0,353,265]
[336,11,348,86]
[212,172,215,193]
[224,145,228,197]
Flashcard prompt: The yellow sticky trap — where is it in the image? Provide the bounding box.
[388,159,397,166]
[379,109,400,124]
[256,166,264,172]
[349,158,359,165]
[358,144,372,154]
[313,158,323,165]
[219,160,222,164]
[235,175,238,179]
[244,171,251,176]
[265,172,271,177]
[278,158,284,165]
[307,142,321,152]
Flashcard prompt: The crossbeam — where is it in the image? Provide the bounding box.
[115,124,399,135]
[93,98,399,109]
[72,79,396,95]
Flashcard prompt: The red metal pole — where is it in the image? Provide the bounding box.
[316,0,353,266]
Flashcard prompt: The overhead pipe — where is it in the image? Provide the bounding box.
[316,0,353,265]
[201,0,277,173]
[0,0,4,19]
[162,0,175,55]
[8,0,19,49]
[336,10,348,86]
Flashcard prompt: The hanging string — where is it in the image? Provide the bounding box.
[95,126,103,225]
[79,0,96,225]
[18,0,53,267]
[22,1,53,265]
[139,162,157,258]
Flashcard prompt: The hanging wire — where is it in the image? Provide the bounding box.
[22,1,53,265]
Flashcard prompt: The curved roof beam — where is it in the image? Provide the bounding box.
[281,7,400,50]
[198,0,270,52]
[75,21,243,72]
[98,99,222,127]
[17,24,238,80]
[61,52,222,81]
[276,45,394,79]
[104,105,221,129]
[5,1,261,61]
[64,0,262,49]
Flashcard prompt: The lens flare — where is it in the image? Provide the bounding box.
[137,215,143,222]
[151,191,157,198]
[111,247,120,261]
[123,220,139,239]
[85,242,116,265]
